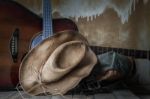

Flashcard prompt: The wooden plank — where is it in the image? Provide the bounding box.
[31,96,51,99]
[86,95,95,99]
[0,91,31,99]
[0,90,141,99]
[72,95,87,99]
[139,95,150,99]
[112,90,140,99]
[94,93,115,99]
[65,95,73,99]
[51,95,62,99]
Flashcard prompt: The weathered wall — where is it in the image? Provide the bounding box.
[14,0,150,50]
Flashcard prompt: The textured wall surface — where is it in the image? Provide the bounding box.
[14,0,150,50]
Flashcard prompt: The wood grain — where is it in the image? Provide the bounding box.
[0,0,78,89]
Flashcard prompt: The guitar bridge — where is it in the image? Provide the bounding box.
[10,28,19,63]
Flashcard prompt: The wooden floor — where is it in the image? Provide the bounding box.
[1,89,149,99]
[0,58,149,99]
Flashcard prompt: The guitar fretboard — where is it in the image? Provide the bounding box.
[91,46,150,60]
[43,0,53,39]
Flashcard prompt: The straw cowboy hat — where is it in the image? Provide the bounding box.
[19,31,97,95]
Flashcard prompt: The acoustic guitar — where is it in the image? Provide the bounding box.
[0,0,78,90]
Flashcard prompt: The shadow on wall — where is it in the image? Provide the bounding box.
[14,0,150,50]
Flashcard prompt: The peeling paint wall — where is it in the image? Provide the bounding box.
[14,0,150,50]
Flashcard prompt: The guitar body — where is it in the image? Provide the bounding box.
[30,19,78,49]
[0,0,78,90]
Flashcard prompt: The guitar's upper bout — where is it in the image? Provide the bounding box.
[53,18,78,33]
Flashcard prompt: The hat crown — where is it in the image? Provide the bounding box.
[41,41,86,82]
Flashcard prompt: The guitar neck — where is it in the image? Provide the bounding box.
[42,0,53,39]
[91,46,150,60]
